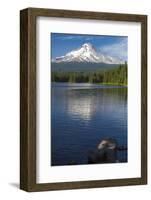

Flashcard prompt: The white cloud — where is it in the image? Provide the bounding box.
[99,38,128,61]
[56,35,87,40]
[56,35,105,41]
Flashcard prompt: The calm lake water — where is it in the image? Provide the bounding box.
[51,83,127,166]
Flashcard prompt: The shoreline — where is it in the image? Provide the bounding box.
[51,81,127,87]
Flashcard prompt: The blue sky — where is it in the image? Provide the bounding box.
[51,33,128,61]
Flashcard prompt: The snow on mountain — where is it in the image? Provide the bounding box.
[53,43,124,64]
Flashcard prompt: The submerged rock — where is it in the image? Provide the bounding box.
[88,138,118,164]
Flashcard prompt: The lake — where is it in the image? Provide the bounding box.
[51,83,127,166]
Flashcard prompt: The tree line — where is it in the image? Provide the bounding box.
[51,63,127,86]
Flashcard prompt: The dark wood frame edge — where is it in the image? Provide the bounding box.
[20,7,147,192]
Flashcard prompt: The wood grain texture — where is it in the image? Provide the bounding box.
[20,9,29,191]
[20,8,36,191]
[20,8,147,192]
[27,7,146,22]
[141,16,147,183]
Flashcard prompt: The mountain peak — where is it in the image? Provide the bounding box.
[82,43,93,48]
[53,43,124,64]
[81,43,96,52]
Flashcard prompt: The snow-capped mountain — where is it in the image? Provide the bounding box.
[52,43,124,64]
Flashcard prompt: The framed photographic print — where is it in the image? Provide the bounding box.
[20,8,147,191]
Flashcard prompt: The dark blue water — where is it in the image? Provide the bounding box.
[51,83,127,166]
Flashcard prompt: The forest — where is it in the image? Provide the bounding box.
[51,63,127,86]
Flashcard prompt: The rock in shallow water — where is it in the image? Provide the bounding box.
[88,138,118,164]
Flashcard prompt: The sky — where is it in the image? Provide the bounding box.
[51,33,128,61]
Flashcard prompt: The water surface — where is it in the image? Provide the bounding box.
[51,83,127,166]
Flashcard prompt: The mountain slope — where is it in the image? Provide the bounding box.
[52,43,124,65]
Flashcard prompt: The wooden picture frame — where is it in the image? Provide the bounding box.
[20,7,147,192]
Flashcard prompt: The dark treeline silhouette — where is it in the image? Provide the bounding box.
[52,63,127,85]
